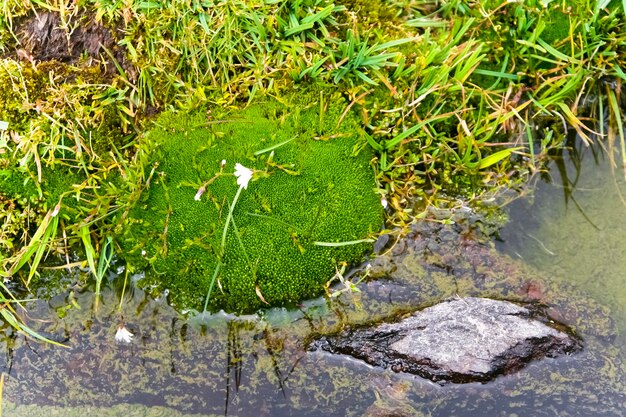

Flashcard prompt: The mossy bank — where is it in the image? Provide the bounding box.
[121,94,383,312]
[1,0,625,327]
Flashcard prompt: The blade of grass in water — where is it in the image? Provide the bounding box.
[607,89,626,179]
[0,308,67,347]
[95,236,114,308]
[478,147,523,169]
[79,225,99,309]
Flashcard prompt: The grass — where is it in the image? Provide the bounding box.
[0,0,624,332]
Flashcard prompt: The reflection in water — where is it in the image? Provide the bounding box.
[549,136,603,230]
[499,140,626,337]
[225,321,239,416]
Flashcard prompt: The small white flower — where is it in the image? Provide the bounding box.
[51,202,60,217]
[234,163,253,189]
[194,186,205,201]
[381,197,388,209]
[141,249,147,256]
[221,159,227,167]
[115,325,134,344]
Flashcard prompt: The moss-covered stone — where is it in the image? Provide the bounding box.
[122,93,384,312]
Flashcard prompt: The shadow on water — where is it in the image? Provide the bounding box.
[1,149,626,415]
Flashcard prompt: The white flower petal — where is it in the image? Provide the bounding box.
[381,197,388,209]
[115,326,134,344]
[234,163,253,190]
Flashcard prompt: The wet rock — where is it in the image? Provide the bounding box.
[310,297,581,384]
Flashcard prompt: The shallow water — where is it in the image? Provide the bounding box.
[498,143,626,339]
[2,144,626,416]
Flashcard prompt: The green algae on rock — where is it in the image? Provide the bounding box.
[122,94,383,312]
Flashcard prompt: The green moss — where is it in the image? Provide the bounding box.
[0,154,84,207]
[0,61,46,132]
[0,158,38,201]
[122,94,383,312]
[335,0,403,30]
[540,7,575,45]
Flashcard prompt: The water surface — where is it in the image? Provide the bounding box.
[2,142,626,416]
[498,142,626,338]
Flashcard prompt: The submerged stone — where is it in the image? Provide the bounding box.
[310,297,581,384]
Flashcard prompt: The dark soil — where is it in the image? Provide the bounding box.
[9,10,134,79]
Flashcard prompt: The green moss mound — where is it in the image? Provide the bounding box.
[123,94,383,312]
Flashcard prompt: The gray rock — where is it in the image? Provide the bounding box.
[309,297,581,384]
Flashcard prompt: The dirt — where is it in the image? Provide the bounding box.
[9,10,135,80]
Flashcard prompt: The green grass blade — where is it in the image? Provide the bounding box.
[537,38,581,64]
[301,4,334,25]
[478,147,522,169]
[365,132,383,151]
[202,261,222,313]
[473,68,519,80]
[371,37,416,53]
[245,212,304,233]
[95,236,114,299]
[10,210,54,276]
[0,308,67,347]
[254,135,297,155]
[79,225,97,278]
[285,21,314,37]
[451,18,475,45]
[406,18,447,28]
[385,124,422,149]
[614,64,626,81]
[355,70,378,85]
[608,90,626,179]
[314,238,374,247]
[385,112,455,150]
[26,215,59,286]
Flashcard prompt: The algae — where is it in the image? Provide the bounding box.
[1,402,213,417]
